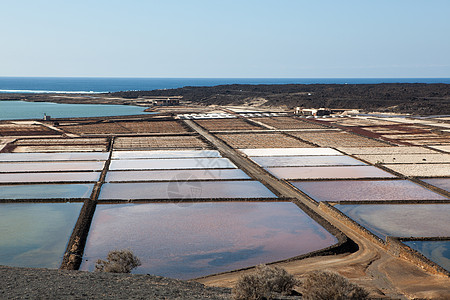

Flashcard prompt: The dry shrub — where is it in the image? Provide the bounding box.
[95,249,141,273]
[233,264,298,300]
[302,271,369,300]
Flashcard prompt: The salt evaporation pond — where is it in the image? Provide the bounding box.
[105,169,250,182]
[251,155,366,167]
[266,165,396,180]
[240,148,342,157]
[422,178,450,193]
[0,152,108,162]
[335,204,450,239]
[0,100,150,120]
[0,202,82,268]
[291,180,447,202]
[81,202,338,279]
[404,240,450,272]
[112,150,222,160]
[0,172,101,183]
[0,161,105,173]
[108,158,236,171]
[0,184,94,200]
[99,181,276,200]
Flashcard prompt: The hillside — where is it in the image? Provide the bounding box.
[111,83,450,115]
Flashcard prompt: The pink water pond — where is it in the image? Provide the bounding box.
[81,202,338,279]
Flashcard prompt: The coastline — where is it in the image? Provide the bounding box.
[1,82,449,115]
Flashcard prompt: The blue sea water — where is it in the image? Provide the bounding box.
[0,77,449,94]
[0,101,149,120]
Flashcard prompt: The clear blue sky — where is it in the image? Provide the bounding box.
[1,0,449,78]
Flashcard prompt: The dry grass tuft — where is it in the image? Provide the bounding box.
[232,264,298,300]
[95,249,141,273]
[301,271,369,300]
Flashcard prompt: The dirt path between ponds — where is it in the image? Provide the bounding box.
[184,119,450,299]
[196,204,450,299]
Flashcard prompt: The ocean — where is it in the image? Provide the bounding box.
[0,77,449,94]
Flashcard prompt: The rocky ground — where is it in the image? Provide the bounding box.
[0,266,231,299]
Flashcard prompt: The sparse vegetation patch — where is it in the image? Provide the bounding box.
[95,249,141,273]
[301,271,369,300]
[232,264,298,300]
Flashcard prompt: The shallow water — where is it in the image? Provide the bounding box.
[112,150,221,160]
[0,172,100,183]
[266,165,396,180]
[0,184,94,199]
[80,202,337,279]
[0,100,149,120]
[0,152,108,162]
[0,202,82,268]
[99,181,276,200]
[422,178,450,192]
[0,161,105,172]
[240,148,342,157]
[404,240,450,272]
[105,169,250,182]
[291,180,447,202]
[108,158,237,171]
[251,155,366,167]
[335,204,450,239]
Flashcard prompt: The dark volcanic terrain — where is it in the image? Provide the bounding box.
[110,83,450,115]
[2,83,449,115]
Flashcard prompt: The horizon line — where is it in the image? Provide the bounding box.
[1,76,450,79]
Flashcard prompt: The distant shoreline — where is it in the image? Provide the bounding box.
[1,82,449,115]
[0,77,450,95]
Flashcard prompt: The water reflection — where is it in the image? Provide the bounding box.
[105,169,250,182]
[240,148,342,157]
[112,150,221,159]
[404,240,450,272]
[0,184,94,199]
[81,202,337,279]
[99,181,276,200]
[0,100,148,120]
[422,178,450,193]
[0,203,82,268]
[0,152,108,162]
[251,156,366,167]
[266,166,396,180]
[0,172,100,183]
[0,161,105,172]
[336,204,450,239]
[109,158,237,170]
[291,180,447,202]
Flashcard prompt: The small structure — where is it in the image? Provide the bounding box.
[135,96,182,106]
[43,113,51,121]
[295,108,331,117]
[152,97,180,106]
